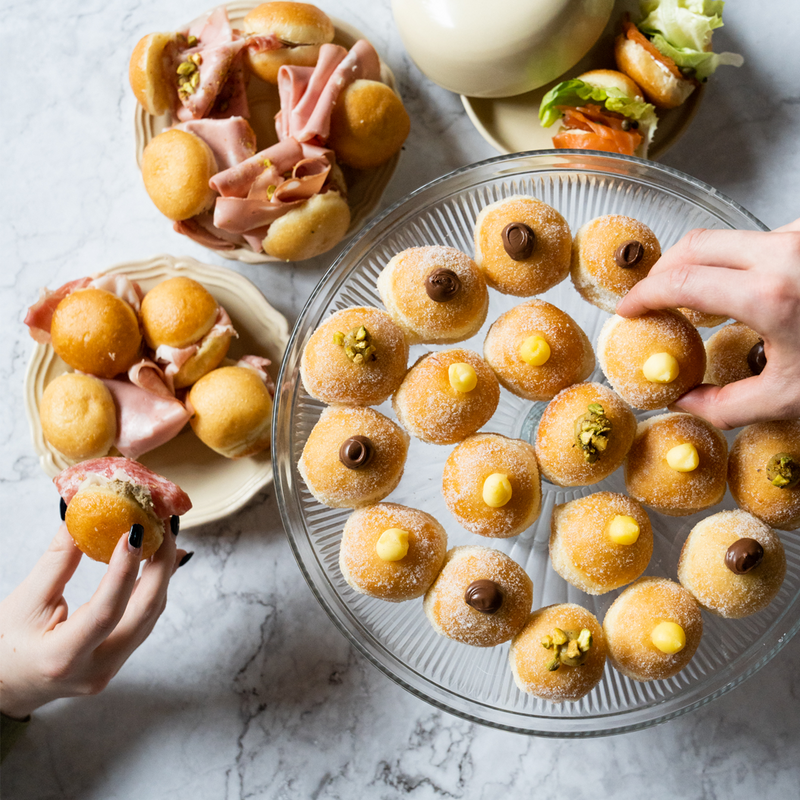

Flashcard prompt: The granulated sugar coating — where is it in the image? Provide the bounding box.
[473,196,571,296]
[549,492,653,595]
[534,382,637,486]
[298,406,410,509]
[625,413,728,516]
[392,349,500,445]
[603,577,703,682]
[728,420,800,530]
[339,503,448,602]
[678,510,786,618]
[300,306,409,406]
[376,246,489,345]
[678,307,729,328]
[483,299,595,401]
[509,604,607,703]
[570,215,661,314]
[704,322,762,386]
[597,310,706,410]
[423,546,533,647]
[442,433,541,538]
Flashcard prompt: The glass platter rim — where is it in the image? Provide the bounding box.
[272,150,796,737]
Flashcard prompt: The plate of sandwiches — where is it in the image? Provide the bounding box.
[24,255,289,528]
[130,1,410,263]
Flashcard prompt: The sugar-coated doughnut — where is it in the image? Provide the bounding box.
[550,492,653,595]
[392,349,500,445]
[376,246,489,344]
[339,503,448,602]
[298,406,409,508]
[473,196,571,296]
[442,433,541,538]
[597,310,706,410]
[625,413,728,516]
[678,510,786,618]
[678,308,729,328]
[570,215,661,314]
[509,604,607,703]
[423,545,533,647]
[534,383,637,487]
[728,421,800,530]
[704,322,763,387]
[300,306,409,406]
[483,299,595,401]
[603,577,703,682]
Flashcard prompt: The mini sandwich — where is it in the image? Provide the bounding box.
[187,363,274,458]
[55,458,192,563]
[140,277,237,390]
[243,1,335,83]
[615,0,743,108]
[539,69,658,158]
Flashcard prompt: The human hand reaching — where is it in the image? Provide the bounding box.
[0,523,190,720]
[616,219,800,429]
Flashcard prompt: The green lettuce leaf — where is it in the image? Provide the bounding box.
[639,0,744,81]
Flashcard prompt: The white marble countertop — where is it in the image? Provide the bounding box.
[2,1,799,797]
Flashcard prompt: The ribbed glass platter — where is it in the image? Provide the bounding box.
[273,151,800,736]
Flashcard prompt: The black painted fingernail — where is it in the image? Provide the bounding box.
[170,515,180,536]
[60,497,67,521]
[128,523,144,550]
[178,551,194,568]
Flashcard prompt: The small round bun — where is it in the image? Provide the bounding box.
[578,68,644,99]
[376,246,488,345]
[128,32,175,115]
[483,299,595,401]
[614,32,695,108]
[141,129,218,221]
[603,577,703,682]
[678,308,729,328]
[51,288,142,378]
[392,349,500,445]
[141,277,219,349]
[625,413,728,516]
[704,322,762,386]
[244,2,335,83]
[328,80,410,170]
[597,310,706,410]
[65,485,164,564]
[40,374,117,461]
[424,546,533,647]
[188,366,273,458]
[535,383,637,487]
[339,503,447,602]
[728,421,800,530]
[263,190,351,261]
[299,406,409,508]
[474,196,572,296]
[509,604,607,703]
[550,492,653,595]
[570,215,661,313]
[442,433,541,538]
[300,306,409,406]
[678,510,786,618]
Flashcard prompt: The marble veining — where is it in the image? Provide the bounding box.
[2,1,800,798]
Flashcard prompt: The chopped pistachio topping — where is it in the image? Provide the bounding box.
[177,61,195,76]
[262,158,273,168]
[541,627,593,670]
[766,453,800,489]
[334,326,377,364]
[187,35,198,46]
[266,185,277,200]
[574,403,612,464]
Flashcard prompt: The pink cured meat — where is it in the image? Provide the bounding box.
[213,197,303,234]
[175,117,257,171]
[127,359,174,399]
[209,138,304,198]
[100,380,191,460]
[237,355,275,397]
[210,50,249,119]
[173,217,239,249]
[55,457,192,518]
[275,66,314,141]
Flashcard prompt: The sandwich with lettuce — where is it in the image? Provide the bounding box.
[615,0,744,108]
[539,69,658,158]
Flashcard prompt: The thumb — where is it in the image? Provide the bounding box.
[671,377,777,430]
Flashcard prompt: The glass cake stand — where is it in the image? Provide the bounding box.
[273,151,800,736]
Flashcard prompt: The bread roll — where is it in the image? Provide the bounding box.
[129,32,176,115]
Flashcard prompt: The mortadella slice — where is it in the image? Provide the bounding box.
[175,116,257,171]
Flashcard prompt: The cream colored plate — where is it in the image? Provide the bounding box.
[24,255,289,528]
[461,4,703,159]
[133,1,399,264]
